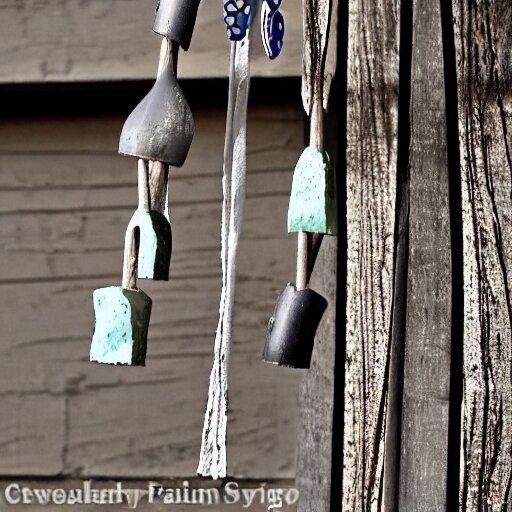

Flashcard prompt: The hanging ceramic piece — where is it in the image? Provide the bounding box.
[223,0,254,41]
[262,0,336,369]
[263,284,327,368]
[119,39,195,167]
[90,218,152,367]
[261,0,285,59]
[127,160,172,281]
[153,0,202,51]
[288,146,336,234]
[197,33,252,479]
[90,0,200,368]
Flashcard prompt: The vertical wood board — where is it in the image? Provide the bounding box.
[343,0,400,508]
[398,0,452,510]
[454,0,512,509]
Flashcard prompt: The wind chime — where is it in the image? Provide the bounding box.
[90,0,200,366]
[262,0,336,369]
[89,0,334,481]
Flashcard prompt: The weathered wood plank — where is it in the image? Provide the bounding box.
[0,0,302,83]
[66,354,299,478]
[343,0,400,507]
[0,394,66,476]
[295,237,337,512]
[453,1,512,509]
[397,0,452,509]
[0,108,301,155]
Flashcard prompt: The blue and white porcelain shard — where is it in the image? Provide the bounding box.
[261,1,285,59]
[223,0,254,41]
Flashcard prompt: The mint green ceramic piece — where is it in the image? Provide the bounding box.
[90,286,152,366]
[287,146,337,235]
[127,209,172,281]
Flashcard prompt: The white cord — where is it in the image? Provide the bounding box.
[197,34,251,479]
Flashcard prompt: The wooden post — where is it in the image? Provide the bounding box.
[397,0,452,509]
[297,0,512,509]
[343,0,400,509]
[296,235,337,512]
[453,1,512,509]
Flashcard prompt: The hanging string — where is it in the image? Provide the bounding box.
[197,34,251,479]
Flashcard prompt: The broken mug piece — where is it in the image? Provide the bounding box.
[90,224,152,367]
[261,0,285,59]
[262,283,327,369]
[119,40,195,167]
[223,0,254,41]
[288,146,337,235]
[154,0,202,51]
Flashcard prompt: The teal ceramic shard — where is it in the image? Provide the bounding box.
[287,146,337,235]
[91,286,152,366]
[127,209,172,281]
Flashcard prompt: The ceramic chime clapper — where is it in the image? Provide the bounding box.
[263,284,327,368]
[223,0,254,41]
[261,0,284,59]
[262,230,326,369]
[262,102,333,369]
[90,221,152,366]
[119,39,195,167]
[128,160,172,281]
[153,0,202,51]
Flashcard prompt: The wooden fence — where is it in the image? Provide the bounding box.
[298,0,512,511]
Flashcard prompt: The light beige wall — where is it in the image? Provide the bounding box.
[0,0,302,83]
[0,106,304,479]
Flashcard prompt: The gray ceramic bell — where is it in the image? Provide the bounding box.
[154,0,202,51]
[119,41,195,167]
[262,283,327,369]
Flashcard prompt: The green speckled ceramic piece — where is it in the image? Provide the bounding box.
[90,286,152,366]
[287,146,337,235]
[127,209,172,280]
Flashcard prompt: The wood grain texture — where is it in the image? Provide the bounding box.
[295,236,337,512]
[343,0,400,508]
[0,107,304,478]
[301,0,331,114]
[397,0,452,509]
[0,0,302,83]
[453,1,512,510]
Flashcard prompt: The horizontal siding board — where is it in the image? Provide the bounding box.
[0,195,294,282]
[66,353,299,478]
[0,107,302,478]
[0,0,302,83]
[0,394,66,476]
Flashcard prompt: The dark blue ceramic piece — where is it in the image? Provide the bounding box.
[223,0,254,41]
[261,3,284,60]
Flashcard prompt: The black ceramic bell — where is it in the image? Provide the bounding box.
[154,0,202,51]
[262,283,327,369]
[119,41,194,167]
